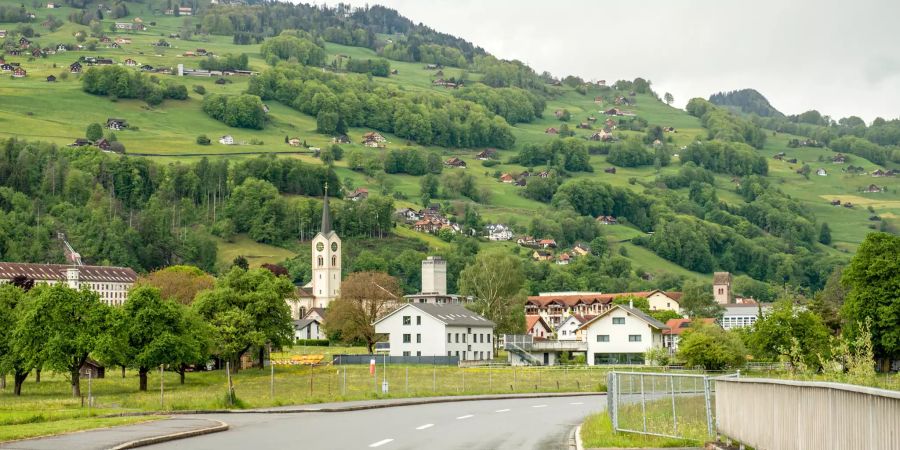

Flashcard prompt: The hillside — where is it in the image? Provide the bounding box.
[1,0,898,296]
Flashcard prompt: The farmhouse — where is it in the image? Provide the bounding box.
[816,168,828,176]
[596,215,617,224]
[476,148,497,160]
[444,157,467,168]
[545,127,558,134]
[556,252,571,265]
[333,134,350,144]
[106,118,127,130]
[115,22,144,31]
[219,135,234,145]
[864,184,883,193]
[525,315,553,339]
[46,74,56,82]
[0,64,11,71]
[115,37,132,45]
[95,138,111,150]
[12,67,26,78]
[499,173,515,183]
[871,169,887,177]
[345,188,369,201]
[0,262,137,307]
[532,250,553,262]
[362,131,386,143]
[287,137,302,147]
[373,303,494,360]
[124,58,138,66]
[485,223,513,241]
[832,153,847,164]
[590,130,613,141]
[579,304,668,365]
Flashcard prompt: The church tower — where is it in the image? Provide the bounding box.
[311,185,341,308]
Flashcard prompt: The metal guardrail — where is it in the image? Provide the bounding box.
[715,377,900,450]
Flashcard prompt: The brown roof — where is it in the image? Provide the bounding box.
[0,262,137,283]
[525,314,550,333]
[527,290,681,307]
[662,318,716,335]
[713,272,732,285]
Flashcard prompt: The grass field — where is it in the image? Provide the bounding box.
[580,411,701,448]
[214,234,298,269]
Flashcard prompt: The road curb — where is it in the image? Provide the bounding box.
[570,424,584,450]
[107,419,229,450]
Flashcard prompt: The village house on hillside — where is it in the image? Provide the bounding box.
[219,135,234,145]
[832,153,847,164]
[362,131,386,147]
[525,290,682,327]
[345,188,369,201]
[106,118,127,130]
[485,224,513,241]
[444,157,467,168]
[476,148,497,160]
[545,127,558,135]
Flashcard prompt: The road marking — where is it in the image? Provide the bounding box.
[495,409,510,413]
[456,414,474,420]
[369,439,394,448]
[416,424,434,430]
[569,402,584,405]
[532,404,548,408]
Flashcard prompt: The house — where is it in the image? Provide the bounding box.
[832,154,847,164]
[0,262,137,307]
[871,169,886,177]
[538,171,550,178]
[47,3,58,8]
[79,359,105,379]
[95,138,111,150]
[663,127,676,133]
[219,135,234,145]
[787,158,797,164]
[30,48,43,58]
[816,168,828,176]
[532,250,553,262]
[516,236,537,247]
[0,30,6,38]
[373,303,495,360]
[538,239,557,249]
[196,48,208,56]
[140,64,153,72]
[596,215,617,225]
[773,152,785,160]
[864,184,883,193]
[662,318,717,351]
[106,118,127,130]
[604,108,622,116]
[499,173,515,183]
[69,61,83,73]
[476,148,497,160]
[293,318,325,340]
[545,127,559,135]
[577,122,592,129]
[526,290,682,328]
[594,96,604,104]
[604,167,617,174]
[46,74,56,82]
[556,253,571,265]
[56,44,67,53]
[579,304,668,365]
[287,137,302,147]
[572,243,590,256]
[345,188,369,201]
[11,67,26,78]
[843,202,854,209]
[115,22,143,31]
[395,208,421,222]
[554,109,565,119]
[178,6,193,15]
[444,157,467,168]
[590,130,613,141]
[333,134,350,144]
[0,64,11,72]
[115,37,132,45]
[19,37,31,48]
[830,199,841,206]
[557,314,595,341]
[124,58,138,66]
[485,224,513,241]
[526,315,553,339]
[69,138,91,147]
[362,131,386,143]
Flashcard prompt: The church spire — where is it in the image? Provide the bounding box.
[321,182,332,234]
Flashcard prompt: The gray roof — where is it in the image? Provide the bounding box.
[619,306,668,329]
[0,262,137,283]
[293,318,320,330]
[320,188,332,234]
[383,303,494,327]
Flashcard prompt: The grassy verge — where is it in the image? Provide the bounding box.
[0,415,164,443]
[581,412,699,448]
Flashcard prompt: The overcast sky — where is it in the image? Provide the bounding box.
[306,0,899,122]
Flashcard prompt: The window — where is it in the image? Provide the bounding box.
[448,351,451,356]
[317,256,323,267]
[467,345,471,351]
[718,288,724,295]
[455,333,459,343]
[467,327,472,333]
[416,334,421,343]
[416,316,421,325]
[455,351,459,357]
[613,317,625,325]
[403,334,411,343]
[488,334,491,343]
[403,351,411,356]
[597,335,609,342]
[487,351,491,359]
[331,255,337,266]
[417,351,421,356]
[463,334,467,343]
[403,316,411,325]
[447,333,451,343]
[628,335,642,342]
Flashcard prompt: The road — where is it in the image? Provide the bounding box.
[146,394,603,450]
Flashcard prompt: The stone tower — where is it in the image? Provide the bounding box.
[713,272,733,305]
[311,185,341,308]
[421,256,447,295]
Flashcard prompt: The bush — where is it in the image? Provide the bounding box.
[108,141,126,153]
[481,159,499,167]
[193,85,206,95]
[295,339,330,346]
[196,135,211,145]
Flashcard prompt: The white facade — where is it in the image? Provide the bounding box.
[486,224,513,241]
[294,319,324,340]
[0,262,136,307]
[722,305,769,330]
[374,303,495,360]
[310,191,341,308]
[581,305,667,365]
[557,315,586,341]
[219,135,234,145]
[646,291,682,312]
[421,256,447,295]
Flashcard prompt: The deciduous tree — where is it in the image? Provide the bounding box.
[458,251,526,336]
[325,271,401,352]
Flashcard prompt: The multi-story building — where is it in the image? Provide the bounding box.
[0,262,137,306]
[525,290,681,328]
[374,303,495,361]
[579,304,668,365]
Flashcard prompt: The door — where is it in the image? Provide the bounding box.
[543,353,550,365]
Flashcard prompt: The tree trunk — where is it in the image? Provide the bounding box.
[179,368,185,385]
[70,368,81,397]
[35,367,41,383]
[258,346,265,369]
[1,372,6,389]
[139,368,149,391]
[121,365,126,379]
[14,371,28,396]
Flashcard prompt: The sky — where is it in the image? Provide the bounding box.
[304,0,900,122]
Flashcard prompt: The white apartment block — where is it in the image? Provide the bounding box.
[374,303,495,361]
[0,262,137,306]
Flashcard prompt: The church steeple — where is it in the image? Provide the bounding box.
[321,182,332,234]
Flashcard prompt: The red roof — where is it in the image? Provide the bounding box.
[525,314,550,333]
[527,290,681,307]
[662,318,716,335]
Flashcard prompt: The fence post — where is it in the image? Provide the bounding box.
[703,376,714,438]
[432,364,436,392]
[489,365,492,392]
[226,361,233,406]
[405,367,409,396]
[87,371,92,414]
[160,364,164,409]
[342,363,346,396]
[640,374,647,433]
[269,344,274,400]
[670,374,677,434]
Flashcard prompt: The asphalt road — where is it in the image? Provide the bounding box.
[146,395,603,450]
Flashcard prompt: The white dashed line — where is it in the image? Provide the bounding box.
[456,414,474,420]
[569,402,584,405]
[369,439,394,448]
[416,424,434,430]
[532,404,548,408]
[495,409,511,413]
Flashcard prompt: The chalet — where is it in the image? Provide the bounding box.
[115,37,131,45]
[0,30,6,38]
[773,152,785,160]
[99,36,112,43]
[219,135,234,145]
[864,184,883,193]
[663,127,676,133]
[444,157,467,168]
[614,96,631,106]
[65,61,81,74]
[31,48,43,58]
[871,169,886,177]
[525,315,553,339]
[594,96,604,104]
[95,138,111,150]
[596,215,617,225]
[588,116,597,122]
[333,134,350,144]
[19,37,31,48]
[69,138,91,147]
[816,168,828,176]
[577,122,592,129]
[538,239,557,249]
[115,22,143,31]
[832,154,847,164]
[538,171,550,178]
[345,188,369,202]
[830,199,841,206]
[11,67,26,78]
[843,202,854,208]
[590,130,613,141]
[424,63,441,70]
[572,243,590,256]
[96,58,113,65]
[604,167,617,174]
[395,208,421,222]
[106,118,127,130]
[517,236,537,247]
[178,6,193,15]
[476,148,497,160]
[287,138,302,147]
[787,158,798,164]
[532,250,553,262]
[485,224,513,241]
[6,50,19,56]
[46,74,56,82]
[605,108,622,116]
[545,127,559,135]
[0,64,12,71]
[499,173,515,183]
[56,44,67,52]
[140,64,153,71]
[124,58,138,66]
[414,218,443,234]
[362,131,386,144]
[556,253,572,265]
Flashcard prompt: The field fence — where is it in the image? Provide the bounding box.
[607,371,738,443]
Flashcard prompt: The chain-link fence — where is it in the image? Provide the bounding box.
[606,371,737,442]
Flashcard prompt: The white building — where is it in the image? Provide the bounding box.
[485,224,513,241]
[557,314,594,341]
[0,262,137,307]
[219,135,234,145]
[579,304,668,365]
[525,314,552,339]
[293,317,325,340]
[403,256,472,305]
[374,303,495,360]
[721,305,768,330]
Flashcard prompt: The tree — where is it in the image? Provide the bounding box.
[135,265,215,305]
[679,280,723,319]
[748,298,831,369]
[0,285,33,396]
[15,284,109,397]
[841,232,900,368]
[86,123,103,141]
[232,256,249,270]
[325,272,401,352]
[677,323,746,370]
[192,268,294,369]
[458,251,526,337]
[819,222,832,245]
[664,92,674,106]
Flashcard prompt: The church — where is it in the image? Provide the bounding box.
[287,187,342,320]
